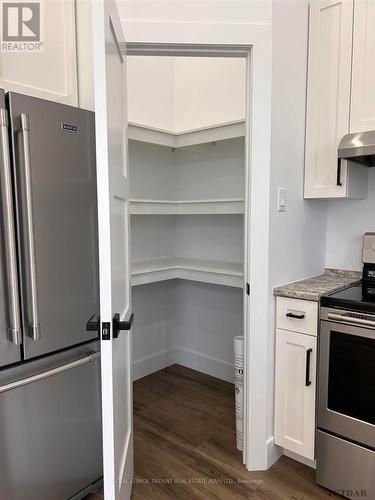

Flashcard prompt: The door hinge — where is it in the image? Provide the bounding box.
[246,283,250,295]
[102,322,111,341]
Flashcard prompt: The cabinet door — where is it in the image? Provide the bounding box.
[0,0,77,106]
[304,0,353,199]
[274,329,317,460]
[350,0,375,133]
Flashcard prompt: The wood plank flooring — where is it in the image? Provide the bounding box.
[86,364,338,499]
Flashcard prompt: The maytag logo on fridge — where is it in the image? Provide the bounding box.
[1,1,44,52]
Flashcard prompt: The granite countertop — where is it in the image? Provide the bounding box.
[273,268,362,302]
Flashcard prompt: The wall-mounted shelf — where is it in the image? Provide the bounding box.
[129,199,244,215]
[128,120,245,148]
[131,257,243,288]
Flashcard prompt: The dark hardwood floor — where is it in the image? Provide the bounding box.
[87,364,336,499]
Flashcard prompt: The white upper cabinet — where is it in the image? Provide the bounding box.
[0,0,78,105]
[304,0,368,199]
[350,0,375,133]
[0,0,94,110]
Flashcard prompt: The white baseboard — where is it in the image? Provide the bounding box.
[173,347,234,383]
[284,449,316,469]
[132,347,234,383]
[132,348,175,381]
[267,436,283,468]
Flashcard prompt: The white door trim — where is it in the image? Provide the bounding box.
[122,21,273,471]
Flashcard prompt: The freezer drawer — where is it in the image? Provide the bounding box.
[0,343,102,500]
[7,92,99,359]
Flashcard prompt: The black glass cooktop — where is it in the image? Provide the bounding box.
[321,282,375,313]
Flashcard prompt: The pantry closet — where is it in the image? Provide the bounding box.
[127,55,247,387]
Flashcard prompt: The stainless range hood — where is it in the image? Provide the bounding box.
[338,130,375,167]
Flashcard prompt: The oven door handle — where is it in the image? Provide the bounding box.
[327,312,375,328]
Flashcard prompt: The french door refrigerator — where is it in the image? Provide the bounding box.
[0,90,102,499]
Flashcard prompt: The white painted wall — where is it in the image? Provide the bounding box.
[132,279,241,383]
[128,140,176,199]
[175,138,244,199]
[173,280,242,382]
[174,215,243,263]
[268,0,327,440]
[132,281,177,380]
[127,56,246,132]
[118,1,272,26]
[174,57,246,131]
[131,215,176,261]
[129,136,244,202]
[325,169,375,271]
[127,56,175,130]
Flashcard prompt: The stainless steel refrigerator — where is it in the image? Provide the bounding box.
[0,90,102,499]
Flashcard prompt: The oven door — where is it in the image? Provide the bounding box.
[319,315,375,449]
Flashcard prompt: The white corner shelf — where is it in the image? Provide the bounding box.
[129,199,244,215]
[128,120,245,148]
[131,257,243,288]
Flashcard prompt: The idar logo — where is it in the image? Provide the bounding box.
[334,490,367,498]
[1,1,44,52]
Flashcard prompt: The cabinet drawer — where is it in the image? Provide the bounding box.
[276,297,318,336]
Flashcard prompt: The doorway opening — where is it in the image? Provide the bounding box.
[125,46,251,488]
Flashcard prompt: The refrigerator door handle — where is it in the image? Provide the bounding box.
[0,108,22,345]
[0,351,100,394]
[18,113,41,341]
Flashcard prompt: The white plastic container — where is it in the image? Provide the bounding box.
[236,416,243,451]
[234,336,244,450]
[234,336,244,387]
[235,385,244,415]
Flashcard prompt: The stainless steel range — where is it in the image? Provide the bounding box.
[317,234,375,499]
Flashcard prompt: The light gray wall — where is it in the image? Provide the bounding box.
[268,0,327,437]
[132,281,177,380]
[325,170,375,271]
[172,280,242,382]
[132,280,241,383]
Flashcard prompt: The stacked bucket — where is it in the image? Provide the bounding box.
[234,336,244,450]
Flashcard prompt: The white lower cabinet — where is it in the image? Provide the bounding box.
[274,328,317,460]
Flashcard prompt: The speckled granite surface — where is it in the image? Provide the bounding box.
[273,268,362,302]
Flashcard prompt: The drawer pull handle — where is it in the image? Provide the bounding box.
[305,348,312,387]
[286,312,305,320]
[0,351,100,394]
[337,157,343,186]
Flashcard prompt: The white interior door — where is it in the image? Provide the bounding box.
[92,1,133,499]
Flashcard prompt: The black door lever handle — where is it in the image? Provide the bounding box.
[113,312,134,339]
